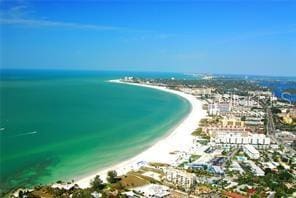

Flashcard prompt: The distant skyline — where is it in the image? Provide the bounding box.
[0,1,296,76]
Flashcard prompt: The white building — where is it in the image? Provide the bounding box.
[230,161,244,174]
[211,132,270,148]
[275,131,296,144]
[208,102,231,115]
[247,160,265,176]
[243,145,260,159]
[123,76,134,81]
[165,167,196,189]
[180,87,212,96]
[133,184,170,198]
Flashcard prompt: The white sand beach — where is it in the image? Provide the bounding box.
[72,79,206,188]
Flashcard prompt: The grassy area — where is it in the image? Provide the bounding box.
[189,154,201,162]
[199,117,221,127]
[149,162,168,167]
[120,172,150,188]
[191,128,203,136]
[191,128,210,140]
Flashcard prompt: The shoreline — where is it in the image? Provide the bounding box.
[60,79,206,189]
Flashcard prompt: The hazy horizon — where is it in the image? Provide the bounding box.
[1,68,296,78]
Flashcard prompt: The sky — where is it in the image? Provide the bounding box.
[0,0,295,76]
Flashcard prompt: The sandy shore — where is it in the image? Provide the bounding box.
[72,79,206,188]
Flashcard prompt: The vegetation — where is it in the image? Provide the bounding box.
[90,175,105,191]
[133,77,265,95]
[107,170,119,184]
[187,168,214,177]
[199,117,221,127]
[119,172,150,188]
[189,155,201,163]
[237,167,295,197]
[271,107,281,114]
[191,127,210,140]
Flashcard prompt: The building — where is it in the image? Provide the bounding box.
[230,161,244,174]
[165,167,196,190]
[133,184,170,198]
[248,90,272,97]
[275,131,296,144]
[211,166,224,175]
[244,118,264,127]
[247,160,265,176]
[208,102,231,115]
[243,145,260,159]
[221,116,245,127]
[192,88,213,96]
[211,131,270,148]
[180,87,213,96]
[185,163,224,175]
[205,126,248,137]
[123,76,134,81]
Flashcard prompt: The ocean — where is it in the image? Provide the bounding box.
[0,70,191,193]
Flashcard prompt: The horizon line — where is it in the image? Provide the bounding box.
[1,68,296,79]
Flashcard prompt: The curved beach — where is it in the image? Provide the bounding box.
[74,80,206,188]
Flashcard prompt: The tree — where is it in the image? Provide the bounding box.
[72,189,92,198]
[18,190,24,198]
[241,116,246,121]
[107,170,118,183]
[91,175,104,191]
[271,107,281,114]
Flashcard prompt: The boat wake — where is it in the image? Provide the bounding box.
[11,131,38,137]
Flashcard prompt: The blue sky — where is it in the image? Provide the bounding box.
[0,1,295,76]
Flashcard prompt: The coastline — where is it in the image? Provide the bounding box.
[62,79,206,188]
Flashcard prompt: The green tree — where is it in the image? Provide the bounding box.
[90,175,105,191]
[72,189,92,198]
[107,170,118,183]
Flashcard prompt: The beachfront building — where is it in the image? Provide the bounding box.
[243,145,260,159]
[211,131,270,148]
[165,167,196,190]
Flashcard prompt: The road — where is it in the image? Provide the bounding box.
[222,148,239,169]
[265,106,295,154]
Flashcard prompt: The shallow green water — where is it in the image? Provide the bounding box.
[0,70,190,193]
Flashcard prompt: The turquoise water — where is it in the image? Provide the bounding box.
[0,70,190,193]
